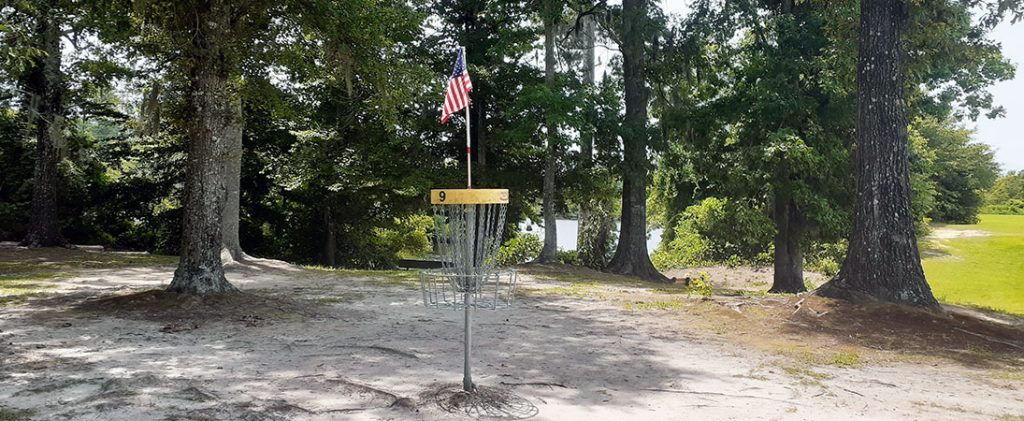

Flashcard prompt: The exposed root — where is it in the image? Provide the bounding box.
[426,384,538,419]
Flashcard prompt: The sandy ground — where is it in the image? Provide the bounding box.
[663,266,828,291]
[929,228,990,240]
[1,254,1023,420]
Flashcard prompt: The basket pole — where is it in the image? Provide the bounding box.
[463,203,476,391]
[464,46,472,190]
[463,292,473,391]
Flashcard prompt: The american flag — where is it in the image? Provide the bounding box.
[441,48,473,124]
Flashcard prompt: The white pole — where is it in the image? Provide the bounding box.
[463,46,472,189]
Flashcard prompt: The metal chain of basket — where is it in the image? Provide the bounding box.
[420,189,517,392]
[421,201,517,310]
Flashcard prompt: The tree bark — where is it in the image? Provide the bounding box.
[167,0,240,295]
[537,0,559,263]
[140,81,162,137]
[322,204,337,267]
[605,0,667,282]
[816,0,938,307]
[770,195,806,293]
[475,101,486,169]
[576,14,612,269]
[21,0,66,248]
[220,96,246,263]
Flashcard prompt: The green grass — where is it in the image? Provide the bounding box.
[922,214,1024,315]
[0,407,32,421]
[0,248,178,305]
[301,265,421,289]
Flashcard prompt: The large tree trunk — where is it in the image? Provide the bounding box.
[537,0,559,263]
[21,0,66,248]
[167,0,240,295]
[605,0,666,282]
[220,97,246,263]
[816,0,938,307]
[770,196,806,293]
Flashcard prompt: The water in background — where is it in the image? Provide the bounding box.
[518,219,663,255]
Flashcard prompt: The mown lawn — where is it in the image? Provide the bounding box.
[923,214,1024,315]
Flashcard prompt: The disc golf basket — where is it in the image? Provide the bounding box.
[420,188,518,392]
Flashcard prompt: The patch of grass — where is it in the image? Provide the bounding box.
[524,281,605,299]
[922,214,1024,315]
[624,298,688,311]
[911,401,968,413]
[0,407,33,421]
[781,365,831,381]
[826,352,863,368]
[303,266,420,289]
[0,273,62,306]
[0,248,177,305]
[795,351,863,368]
[988,369,1024,382]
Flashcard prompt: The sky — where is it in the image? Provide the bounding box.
[654,1,1024,173]
[974,22,1024,172]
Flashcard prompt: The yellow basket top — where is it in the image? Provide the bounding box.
[430,189,509,205]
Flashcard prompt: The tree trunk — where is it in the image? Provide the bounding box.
[537,0,558,263]
[140,81,162,137]
[578,196,614,268]
[770,195,806,293]
[816,0,938,307]
[220,96,246,263]
[167,0,239,295]
[322,204,337,267]
[21,0,66,248]
[475,100,486,169]
[605,0,667,282]
[576,14,604,267]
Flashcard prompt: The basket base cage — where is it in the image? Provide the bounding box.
[420,269,518,310]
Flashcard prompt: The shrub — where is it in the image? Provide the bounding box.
[805,240,846,277]
[688,271,714,298]
[556,249,579,266]
[981,199,1024,215]
[494,233,542,266]
[653,197,774,269]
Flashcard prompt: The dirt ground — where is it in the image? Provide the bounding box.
[1,247,1023,420]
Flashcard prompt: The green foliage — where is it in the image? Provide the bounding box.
[329,215,433,269]
[983,199,1024,216]
[805,241,847,277]
[556,249,579,266]
[688,271,713,298]
[652,197,774,269]
[914,117,999,224]
[984,171,1024,215]
[494,233,542,266]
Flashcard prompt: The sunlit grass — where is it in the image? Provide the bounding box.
[301,265,421,289]
[0,247,178,305]
[922,214,1024,315]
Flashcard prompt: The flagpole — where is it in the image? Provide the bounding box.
[463,46,472,189]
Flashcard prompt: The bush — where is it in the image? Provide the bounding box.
[556,249,579,266]
[981,199,1024,215]
[805,240,846,277]
[339,214,433,269]
[652,197,774,269]
[494,233,542,266]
